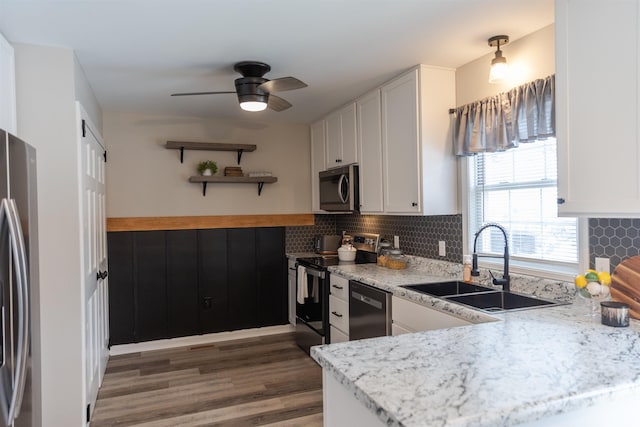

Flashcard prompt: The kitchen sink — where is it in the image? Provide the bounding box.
[402,281,495,297]
[445,291,566,313]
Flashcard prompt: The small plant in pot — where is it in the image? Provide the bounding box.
[197,160,217,176]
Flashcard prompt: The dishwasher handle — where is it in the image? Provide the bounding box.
[351,291,383,310]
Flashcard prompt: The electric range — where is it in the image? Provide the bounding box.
[294,232,379,353]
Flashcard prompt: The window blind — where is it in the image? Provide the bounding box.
[468,138,578,265]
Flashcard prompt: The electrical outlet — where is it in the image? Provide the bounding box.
[438,241,446,257]
[393,235,400,248]
[595,257,610,274]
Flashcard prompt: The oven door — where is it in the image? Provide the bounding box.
[295,264,328,353]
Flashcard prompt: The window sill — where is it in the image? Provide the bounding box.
[477,258,576,283]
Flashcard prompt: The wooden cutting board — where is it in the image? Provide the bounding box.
[610,255,640,320]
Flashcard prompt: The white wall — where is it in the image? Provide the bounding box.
[104,111,311,217]
[455,24,555,105]
[14,43,85,427]
[74,54,103,132]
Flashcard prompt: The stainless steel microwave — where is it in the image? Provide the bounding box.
[319,164,359,212]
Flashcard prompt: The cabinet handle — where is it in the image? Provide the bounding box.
[557,198,565,205]
[336,159,342,163]
[289,267,297,271]
[332,285,344,290]
[411,202,418,207]
[331,311,343,318]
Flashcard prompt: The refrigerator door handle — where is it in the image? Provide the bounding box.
[1,199,30,423]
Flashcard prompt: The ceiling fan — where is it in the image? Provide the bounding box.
[171,61,307,112]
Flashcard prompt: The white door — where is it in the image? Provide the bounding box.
[77,102,108,423]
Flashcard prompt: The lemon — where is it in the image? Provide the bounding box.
[598,271,611,286]
[574,274,587,288]
[584,271,599,282]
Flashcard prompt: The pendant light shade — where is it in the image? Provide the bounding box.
[488,35,509,83]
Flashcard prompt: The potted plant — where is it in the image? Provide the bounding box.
[197,160,217,176]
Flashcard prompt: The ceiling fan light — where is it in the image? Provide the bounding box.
[240,101,268,112]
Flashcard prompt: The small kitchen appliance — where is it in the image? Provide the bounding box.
[313,235,342,254]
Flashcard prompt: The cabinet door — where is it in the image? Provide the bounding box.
[198,229,229,333]
[392,296,470,332]
[311,120,326,212]
[357,90,384,213]
[134,231,168,342]
[256,227,286,326]
[381,70,421,213]
[166,230,198,338]
[556,0,640,216]
[340,103,358,165]
[287,259,297,325]
[325,110,343,167]
[107,232,135,345]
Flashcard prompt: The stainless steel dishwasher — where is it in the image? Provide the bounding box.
[349,280,392,340]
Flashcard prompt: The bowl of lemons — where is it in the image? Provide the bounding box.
[574,270,611,316]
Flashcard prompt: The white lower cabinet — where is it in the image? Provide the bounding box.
[391,295,470,334]
[330,326,349,344]
[287,259,297,326]
[329,274,349,342]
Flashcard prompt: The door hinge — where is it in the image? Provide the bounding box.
[81,119,87,138]
[86,403,91,422]
[103,151,107,163]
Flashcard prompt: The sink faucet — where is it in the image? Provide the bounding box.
[471,223,510,292]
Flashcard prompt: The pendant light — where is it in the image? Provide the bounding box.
[488,35,509,83]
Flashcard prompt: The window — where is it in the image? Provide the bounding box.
[466,137,580,278]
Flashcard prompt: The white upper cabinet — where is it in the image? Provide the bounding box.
[556,0,640,217]
[325,103,357,168]
[381,65,457,215]
[310,120,327,213]
[357,90,384,213]
[0,33,16,134]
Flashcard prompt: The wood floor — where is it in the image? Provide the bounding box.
[91,332,323,426]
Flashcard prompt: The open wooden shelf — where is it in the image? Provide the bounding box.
[189,175,277,196]
[166,141,257,164]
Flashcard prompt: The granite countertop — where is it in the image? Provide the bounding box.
[311,260,640,427]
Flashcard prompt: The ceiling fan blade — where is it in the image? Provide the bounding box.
[267,95,292,112]
[259,77,307,93]
[171,91,235,96]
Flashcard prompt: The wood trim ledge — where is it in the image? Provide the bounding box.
[107,214,315,232]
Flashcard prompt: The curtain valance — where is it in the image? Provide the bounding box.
[453,75,555,156]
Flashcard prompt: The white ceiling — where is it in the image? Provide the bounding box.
[0,0,554,124]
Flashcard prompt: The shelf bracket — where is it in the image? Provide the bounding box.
[201,182,207,196]
[236,149,244,165]
[257,181,265,196]
[180,147,185,163]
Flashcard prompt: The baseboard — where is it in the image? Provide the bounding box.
[109,324,296,356]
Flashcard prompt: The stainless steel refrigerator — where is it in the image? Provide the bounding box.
[0,129,40,427]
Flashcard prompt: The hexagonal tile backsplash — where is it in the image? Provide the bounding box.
[286,213,462,263]
[589,218,640,271]
[287,215,637,269]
